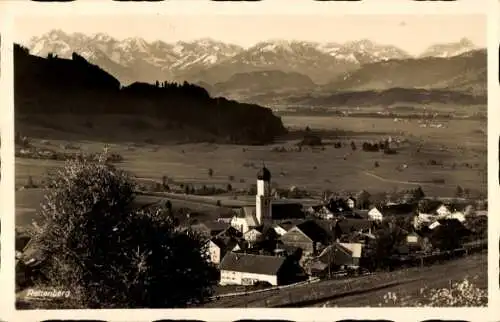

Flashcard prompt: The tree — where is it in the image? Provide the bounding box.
[34,154,218,308]
[356,190,371,210]
[430,219,468,251]
[161,175,169,188]
[165,200,173,213]
[26,175,34,188]
[412,186,425,200]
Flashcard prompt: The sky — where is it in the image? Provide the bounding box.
[16,14,486,56]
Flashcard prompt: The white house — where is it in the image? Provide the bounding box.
[339,242,363,261]
[436,204,452,217]
[368,207,383,222]
[448,212,466,223]
[206,239,225,265]
[406,232,420,244]
[346,197,356,210]
[244,228,264,244]
[230,207,258,234]
[429,221,441,230]
[219,252,287,286]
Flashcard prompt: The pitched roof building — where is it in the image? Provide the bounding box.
[219,252,299,286]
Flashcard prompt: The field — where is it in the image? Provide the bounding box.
[203,252,487,307]
[16,114,486,227]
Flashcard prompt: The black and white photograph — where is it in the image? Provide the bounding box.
[13,13,488,309]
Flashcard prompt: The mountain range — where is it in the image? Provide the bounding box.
[25,30,486,104]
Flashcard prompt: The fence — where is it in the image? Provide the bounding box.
[212,239,487,307]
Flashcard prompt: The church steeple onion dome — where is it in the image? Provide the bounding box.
[257,166,271,181]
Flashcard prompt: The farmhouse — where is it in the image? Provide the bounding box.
[244,227,264,244]
[206,238,227,265]
[219,252,298,286]
[367,207,383,221]
[306,242,364,277]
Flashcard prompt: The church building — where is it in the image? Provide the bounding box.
[230,166,273,234]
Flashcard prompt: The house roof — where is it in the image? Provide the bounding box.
[271,203,305,220]
[381,203,416,216]
[209,237,227,249]
[275,219,305,231]
[191,221,228,236]
[295,220,330,243]
[317,243,355,266]
[353,210,369,219]
[336,218,372,234]
[209,236,242,252]
[219,252,286,275]
[418,200,445,214]
[203,221,229,232]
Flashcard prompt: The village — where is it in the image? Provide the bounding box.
[169,166,488,295]
[15,159,488,307]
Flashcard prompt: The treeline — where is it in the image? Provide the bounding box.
[14,44,286,145]
[285,87,487,107]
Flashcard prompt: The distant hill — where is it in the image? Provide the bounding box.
[281,87,486,108]
[212,70,316,96]
[322,49,486,97]
[14,44,286,145]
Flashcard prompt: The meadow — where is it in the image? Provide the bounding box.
[15,114,486,228]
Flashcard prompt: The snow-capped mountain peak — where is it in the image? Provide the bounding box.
[24,30,483,87]
[419,38,477,58]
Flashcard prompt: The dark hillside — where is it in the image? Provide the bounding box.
[14,44,286,145]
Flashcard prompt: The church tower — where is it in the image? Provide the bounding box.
[256,165,272,226]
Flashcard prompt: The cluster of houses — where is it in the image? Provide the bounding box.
[190,167,487,287]
[15,166,487,291]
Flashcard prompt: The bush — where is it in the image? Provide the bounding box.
[34,152,219,308]
[381,278,486,307]
[298,134,323,147]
